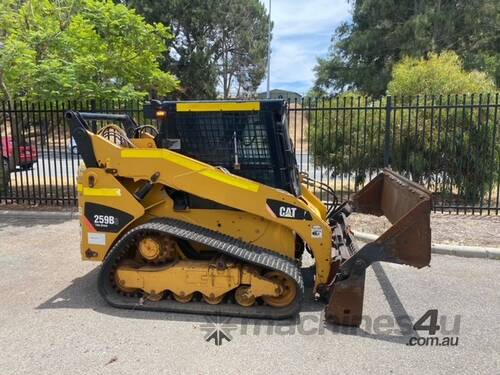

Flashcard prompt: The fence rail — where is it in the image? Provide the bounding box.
[0,95,499,214]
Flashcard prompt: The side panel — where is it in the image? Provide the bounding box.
[78,169,144,261]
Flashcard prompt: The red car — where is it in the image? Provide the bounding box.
[1,136,38,173]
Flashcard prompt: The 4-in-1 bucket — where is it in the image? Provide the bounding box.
[326,169,432,326]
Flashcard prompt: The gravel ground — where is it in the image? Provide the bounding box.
[349,212,500,248]
[0,217,499,375]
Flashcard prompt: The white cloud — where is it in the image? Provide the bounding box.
[266,0,351,37]
[258,0,351,94]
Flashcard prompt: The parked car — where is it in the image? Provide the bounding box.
[1,136,38,173]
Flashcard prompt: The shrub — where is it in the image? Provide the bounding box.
[308,52,499,203]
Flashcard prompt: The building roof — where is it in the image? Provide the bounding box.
[257,89,302,98]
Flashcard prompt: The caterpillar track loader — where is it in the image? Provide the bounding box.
[66,100,431,326]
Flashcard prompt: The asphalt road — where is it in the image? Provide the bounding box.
[0,217,498,375]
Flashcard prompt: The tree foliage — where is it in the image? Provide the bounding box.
[309,54,499,203]
[126,0,270,99]
[314,0,500,96]
[388,52,497,96]
[0,0,178,102]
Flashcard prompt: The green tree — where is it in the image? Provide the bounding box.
[309,53,499,204]
[216,1,269,98]
[126,0,270,99]
[388,52,497,96]
[0,0,178,102]
[388,52,499,203]
[307,93,386,188]
[314,0,499,97]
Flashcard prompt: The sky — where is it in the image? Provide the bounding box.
[257,0,351,95]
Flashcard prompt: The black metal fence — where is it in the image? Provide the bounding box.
[0,95,499,214]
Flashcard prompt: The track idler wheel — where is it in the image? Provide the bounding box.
[261,271,297,308]
[173,292,194,303]
[234,286,256,307]
[145,292,164,302]
[137,235,178,263]
[138,237,161,260]
[203,293,225,305]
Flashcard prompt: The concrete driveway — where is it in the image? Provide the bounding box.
[0,216,498,374]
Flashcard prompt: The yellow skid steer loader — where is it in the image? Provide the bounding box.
[66,100,431,326]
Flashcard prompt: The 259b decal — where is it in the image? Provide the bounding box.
[84,202,134,233]
[93,214,118,226]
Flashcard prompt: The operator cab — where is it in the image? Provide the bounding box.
[144,100,301,196]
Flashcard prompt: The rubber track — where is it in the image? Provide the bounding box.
[98,218,304,319]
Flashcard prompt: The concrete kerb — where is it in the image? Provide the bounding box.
[352,230,500,260]
[0,209,78,220]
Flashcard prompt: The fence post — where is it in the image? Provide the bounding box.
[0,149,6,197]
[90,99,97,133]
[0,104,7,196]
[384,95,392,167]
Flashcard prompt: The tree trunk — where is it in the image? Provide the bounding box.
[431,0,442,51]
[0,71,12,103]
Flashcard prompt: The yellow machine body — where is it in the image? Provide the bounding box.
[68,101,431,326]
[77,135,332,286]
